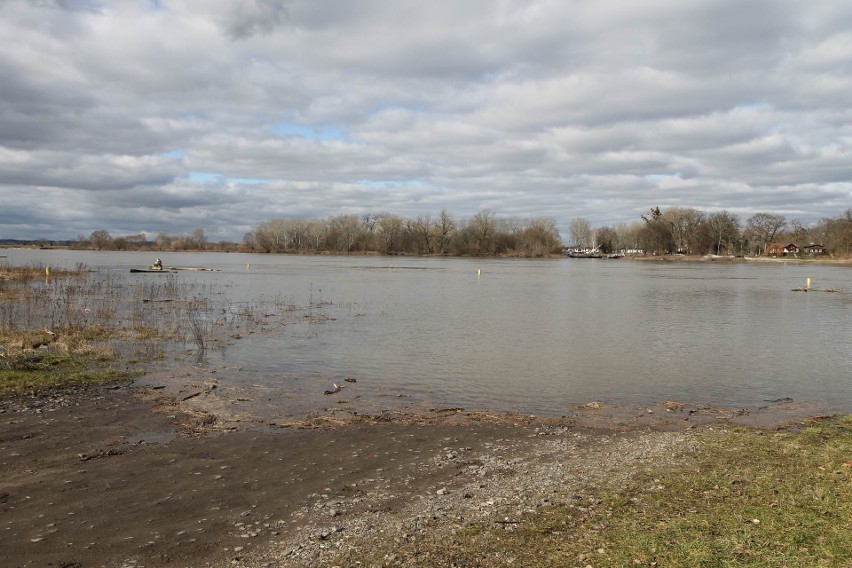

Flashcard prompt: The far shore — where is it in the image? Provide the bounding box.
[620,253,852,265]
[3,244,851,265]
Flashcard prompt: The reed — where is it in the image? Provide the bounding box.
[1,261,328,394]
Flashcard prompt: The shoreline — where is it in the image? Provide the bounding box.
[1,381,842,567]
[136,365,839,434]
[4,245,850,265]
[622,253,852,265]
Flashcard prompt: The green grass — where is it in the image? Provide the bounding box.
[347,419,852,567]
[0,351,140,397]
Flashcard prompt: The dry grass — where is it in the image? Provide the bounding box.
[0,263,87,282]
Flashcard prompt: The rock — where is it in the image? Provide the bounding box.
[436,488,447,495]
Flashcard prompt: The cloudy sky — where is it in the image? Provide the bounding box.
[2,0,851,241]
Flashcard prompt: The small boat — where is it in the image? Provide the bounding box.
[165,266,219,271]
[130,267,175,273]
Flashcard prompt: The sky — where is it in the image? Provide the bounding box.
[2,0,851,242]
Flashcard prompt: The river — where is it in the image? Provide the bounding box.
[4,249,851,416]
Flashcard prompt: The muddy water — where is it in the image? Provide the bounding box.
[6,249,852,417]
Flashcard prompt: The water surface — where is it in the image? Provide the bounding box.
[5,249,851,415]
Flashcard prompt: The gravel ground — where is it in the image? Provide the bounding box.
[235,425,696,568]
[4,381,824,568]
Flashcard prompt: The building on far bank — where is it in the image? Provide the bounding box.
[802,243,826,254]
[766,243,800,256]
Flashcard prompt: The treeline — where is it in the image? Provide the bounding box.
[244,210,563,257]
[74,228,241,252]
[65,206,852,258]
[571,208,852,256]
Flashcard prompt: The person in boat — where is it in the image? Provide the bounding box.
[152,257,163,270]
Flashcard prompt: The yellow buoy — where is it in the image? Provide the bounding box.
[477,268,481,276]
[807,277,812,290]
[45,266,50,276]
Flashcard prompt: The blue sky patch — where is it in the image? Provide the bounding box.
[187,171,221,184]
[272,123,346,141]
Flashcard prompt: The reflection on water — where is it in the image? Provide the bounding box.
[6,249,852,415]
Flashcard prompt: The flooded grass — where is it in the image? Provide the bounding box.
[0,261,327,396]
[0,262,87,282]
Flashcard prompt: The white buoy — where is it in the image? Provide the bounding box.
[806,277,811,289]
[477,268,481,276]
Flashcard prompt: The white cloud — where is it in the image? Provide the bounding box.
[1,0,851,240]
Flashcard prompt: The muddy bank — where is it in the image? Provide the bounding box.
[0,386,543,568]
[138,365,835,433]
[0,383,835,568]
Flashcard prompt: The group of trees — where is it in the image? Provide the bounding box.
[70,207,852,258]
[570,207,852,257]
[245,209,563,257]
[76,228,239,252]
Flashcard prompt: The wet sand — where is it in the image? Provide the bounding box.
[0,380,835,568]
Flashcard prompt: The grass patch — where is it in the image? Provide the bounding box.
[133,325,178,341]
[0,263,86,282]
[348,421,852,567]
[1,327,143,397]
[0,351,140,397]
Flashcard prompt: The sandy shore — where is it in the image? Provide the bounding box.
[0,381,834,568]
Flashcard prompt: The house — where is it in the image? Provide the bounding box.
[766,242,799,256]
[803,243,826,254]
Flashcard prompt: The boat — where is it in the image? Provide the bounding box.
[564,242,604,258]
[165,266,219,271]
[565,249,603,258]
[130,267,175,273]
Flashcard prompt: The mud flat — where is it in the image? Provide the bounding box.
[0,382,839,568]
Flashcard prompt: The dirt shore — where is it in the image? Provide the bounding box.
[0,383,833,568]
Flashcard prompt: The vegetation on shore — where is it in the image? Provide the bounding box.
[0,262,321,398]
[1,264,182,396]
[353,418,852,567]
[0,350,138,397]
[7,206,852,259]
[0,263,86,282]
[0,266,137,394]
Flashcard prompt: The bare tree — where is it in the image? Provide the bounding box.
[518,217,561,256]
[407,215,435,254]
[613,221,643,253]
[435,209,456,254]
[376,213,404,253]
[662,207,704,254]
[639,208,674,254]
[90,230,112,250]
[468,209,497,255]
[569,217,592,249]
[746,213,786,255]
[704,211,741,255]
